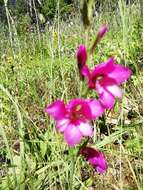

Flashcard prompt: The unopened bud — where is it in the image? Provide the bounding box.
[98,25,108,39]
[76,44,87,80]
[90,25,108,54]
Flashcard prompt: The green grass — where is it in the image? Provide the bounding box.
[0,1,143,189]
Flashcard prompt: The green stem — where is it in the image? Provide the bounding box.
[69,152,76,190]
[69,137,91,189]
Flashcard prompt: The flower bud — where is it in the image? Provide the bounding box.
[80,146,107,174]
[98,25,108,39]
[76,44,87,80]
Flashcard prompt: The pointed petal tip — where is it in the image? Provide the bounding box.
[79,146,107,174]
[98,25,108,38]
[44,100,66,120]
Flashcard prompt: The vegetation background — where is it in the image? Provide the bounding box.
[0,0,143,189]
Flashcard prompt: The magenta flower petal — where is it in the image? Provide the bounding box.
[108,64,132,84]
[80,146,107,174]
[100,77,123,99]
[96,166,106,174]
[106,83,123,98]
[98,25,108,38]
[76,44,87,67]
[92,57,115,76]
[92,58,132,85]
[64,124,82,147]
[78,122,93,137]
[82,65,95,89]
[56,119,69,132]
[88,152,107,174]
[87,99,105,119]
[81,65,90,78]
[83,57,131,89]
[76,44,87,79]
[96,80,115,109]
[99,91,115,109]
[45,100,67,120]
[67,99,92,120]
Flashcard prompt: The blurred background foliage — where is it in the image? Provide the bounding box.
[0,0,138,31]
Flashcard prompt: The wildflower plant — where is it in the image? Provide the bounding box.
[45,25,132,185]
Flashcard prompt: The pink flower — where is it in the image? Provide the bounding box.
[80,146,107,174]
[98,25,108,39]
[45,99,104,147]
[76,44,87,79]
[82,57,132,109]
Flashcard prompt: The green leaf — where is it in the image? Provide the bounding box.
[40,141,47,158]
